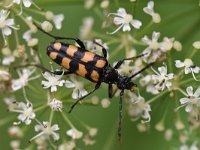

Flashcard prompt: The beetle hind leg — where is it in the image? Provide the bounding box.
[118,90,124,143]
[68,82,101,113]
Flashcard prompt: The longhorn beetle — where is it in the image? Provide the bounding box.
[28,23,154,142]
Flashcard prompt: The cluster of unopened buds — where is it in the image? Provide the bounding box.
[1,0,200,149]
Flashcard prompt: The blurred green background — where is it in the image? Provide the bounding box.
[1,0,200,149]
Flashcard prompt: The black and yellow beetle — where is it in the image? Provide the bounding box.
[30,23,153,142]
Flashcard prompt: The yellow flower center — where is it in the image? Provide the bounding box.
[149,41,159,50]
[124,14,133,24]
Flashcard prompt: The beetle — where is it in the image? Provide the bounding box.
[29,23,153,142]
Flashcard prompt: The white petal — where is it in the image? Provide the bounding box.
[194,87,200,97]
[175,60,184,68]
[131,19,142,29]
[18,114,26,121]
[65,80,75,88]
[53,14,64,30]
[143,1,154,15]
[185,104,193,112]
[180,98,189,104]
[186,86,193,96]
[142,35,151,44]
[52,132,60,141]
[22,0,32,7]
[192,66,200,73]
[165,81,172,88]
[167,73,174,79]
[122,24,131,32]
[72,89,79,99]
[51,86,57,92]
[117,8,127,17]
[13,0,21,4]
[113,16,124,25]
[185,67,191,74]
[23,30,32,41]
[51,124,59,131]
[80,89,88,97]
[6,19,14,26]
[58,80,65,86]
[152,31,160,42]
[2,27,11,36]
[25,119,31,125]
[158,66,167,76]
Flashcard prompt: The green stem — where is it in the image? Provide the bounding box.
[49,110,54,124]
[135,21,153,39]
[34,104,48,112]
[147,90,168,104]
[61,111,75,128]
[25,7,45,15]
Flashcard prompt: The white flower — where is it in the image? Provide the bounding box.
[52,14,64,30]
[2,55,15,65]
[58,141,76,150]
[179,86,200,112]
[108,8,142,34]
[127,96,151,122]
[45,11,64,30]
[41,71,65,92]
[142,31,162,63]
[30,121,60,142]
[0,10,18,45]
[143,1,161,23]
[23,30,39,47]
[4,97,18,111]
[160,37,174,51]
[41,21,53,32]
[66,128,83,140]
[151,65,174,92]
[65,77,88,99]
[180,143,199,150]
[175,59,200,81]
[13,0,32,7]
[9,102,35,125]
[193,41,200,49]
[12,68,38,91]
[49,98,63,111]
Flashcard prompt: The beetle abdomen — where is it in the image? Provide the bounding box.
[47,42,108,82]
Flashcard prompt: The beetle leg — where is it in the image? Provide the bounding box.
[93,40,108,59]
[33,22,86,49]
[129,62,154,79]
[114,53,146,69]
[108,83,118,98]
[68,82,101,113]
[118,90,124,143]
[15,64,72,75]
[108,83,113,98]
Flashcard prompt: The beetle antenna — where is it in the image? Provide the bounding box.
[129,62,154,79]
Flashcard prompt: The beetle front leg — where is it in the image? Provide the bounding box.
[68,82,101,113]
[114,53,147,69]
